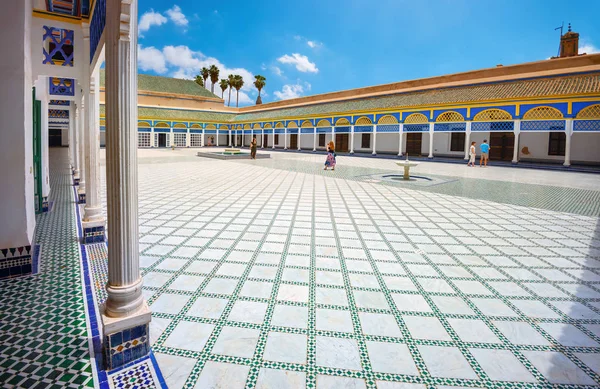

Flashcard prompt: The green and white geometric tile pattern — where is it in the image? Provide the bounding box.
[0,149,95,388]
[93,151,600,389]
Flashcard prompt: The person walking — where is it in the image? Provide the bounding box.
[324,140,336,171]
[250,135,257,159]
[480,139,490,167]
[468,141,476,167]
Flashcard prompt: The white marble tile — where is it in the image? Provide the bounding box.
[316,336,363,371]
[277,284,309,303]
[470,298,519,317]
[359,312,402,337]
[316,287,349,307]
[316,271,345,286]
[366,341,418,375]
[354,290,390,309]
[140,255,160,268]
[185,260,218,274]
[492,320,551,346]
[143,272,173,288]
[403,315,451,341]
[538,323,599,347]
[212,326,260,358]
[169,274,205,291]
[150,293,190,315]
[256,368,306,389]
[316,309,354,333]
[271,305,308,329]
[149,317,171,345]
[263,332,307,364]
[349,273,381,289]
[470,348,536,382]
[164,321,215,352]
[249,265,279,280]
[417,278,455,294]
[522,350,595,385]
[383,276,418,291]
[345,259,373,272]
[550,301,600,319]
[452,280,493,296]
[187,296,229,319]
[317,375,366,389]
[487,281,531,297]
[154,353,197,389]
[240,280,273,298]
[217,263,248,277]
[509,300,561,319]
[431,296,475,315]
[283,268,310,283]
[523,282,569,298]
[203,278,239,295]
[228,301,268,324]
[194,361,250,389]
[391,293,432,313]
[376,382,426,389]
[172,246,201,258]
[447,318,501,344]
[418,345,478,379]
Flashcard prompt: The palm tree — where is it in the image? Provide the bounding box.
[209,65,220,94]
[233,75,244,108]
[253,75,266,105]
[227,74,235,107]
[194,75,204,87]
[201,67,209,89]
[219,79,228,99]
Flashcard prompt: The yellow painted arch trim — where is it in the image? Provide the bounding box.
[576,104,600,119]
[354,116,373,125]
[522,106,563,120]
[404,113,428,124]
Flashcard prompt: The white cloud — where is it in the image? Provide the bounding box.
[272,66,283,76]
[138,9,167,32]
[307,40,323,49]
[274,83,306,100]
[166,5,188,27]
[277,53,318,73]
[138,45,167,73]
[304,81,311,91]
[579,41,599,54]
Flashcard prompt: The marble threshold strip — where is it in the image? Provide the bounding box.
[71,184,167,388]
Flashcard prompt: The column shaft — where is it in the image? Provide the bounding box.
[564,119,573,166]
[398,124,403,156]
[512,120,520,164]
[428,123,434,158]
[313,128,317,151]
[104,0,144,315]
[350,125,354,154]
[372,125,377,155]
[83,68,104,225]
[77,97,87,199]
[284,129,288,149]
[464,122,471,160]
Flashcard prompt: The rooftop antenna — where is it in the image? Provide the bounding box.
[554,22,564,57]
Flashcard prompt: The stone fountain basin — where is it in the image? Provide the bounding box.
[396,160,419,180]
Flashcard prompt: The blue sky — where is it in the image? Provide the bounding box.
[137,0,600,107]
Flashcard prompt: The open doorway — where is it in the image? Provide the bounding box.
[158,133,167,147]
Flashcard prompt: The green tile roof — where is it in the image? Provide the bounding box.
[234,73,600,121]
[99,105,235,123]
[100,70,220,99]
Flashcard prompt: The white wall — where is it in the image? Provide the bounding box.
[0,0,35,248]
[519,132,600,164]
[376,133,400,154]
[571,133,600,163]
[61,128,69,146]
[300,133,314,149]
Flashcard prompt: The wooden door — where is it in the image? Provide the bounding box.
[489,132,514,161]
[263,134,268,147]
[335,134,349,152]
[405,133,422,156]
[289,134,298,149]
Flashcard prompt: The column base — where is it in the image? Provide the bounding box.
[82,219,106,244]
[101,302,152,371]
[0,243,40,279]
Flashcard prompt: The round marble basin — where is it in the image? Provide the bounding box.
[396,161,419,180]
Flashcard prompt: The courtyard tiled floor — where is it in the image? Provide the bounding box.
[5,147,600,388]
[94,148,600,388]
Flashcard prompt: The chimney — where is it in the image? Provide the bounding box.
[560,23,579,58]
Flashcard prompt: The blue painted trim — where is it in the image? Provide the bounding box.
[572,101,600,117]
[574,120,600,132]
[434,122,467,132]
[137,128,151,133]
[520,102,568,118]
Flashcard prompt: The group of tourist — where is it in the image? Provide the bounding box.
[468,139,490,167]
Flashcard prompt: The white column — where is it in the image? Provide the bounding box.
[169,129,174,148]
[216,130,220,147]
[284,128,288,149]
[228,130,232,146]
[77,97,87,198]
[398,124,404,156]
[73,106,81,181]
[69,102,76,169]
[272,131,275,149]
[186,130,190,147]
[313,128,317,151]
[262,129,265,149]
[298,131,301,151]
[102,0,149,323]
[564,119,573,167]
[464,121,471,160]
[331,126,335,148]
[202,129,205,146]
[428,122,434,158]
[83,67,104,225]
[350,125,355,154]
[512,120,521,164]
[372,124,377,155]
[150,127,154,147]
[40,95,50,198]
